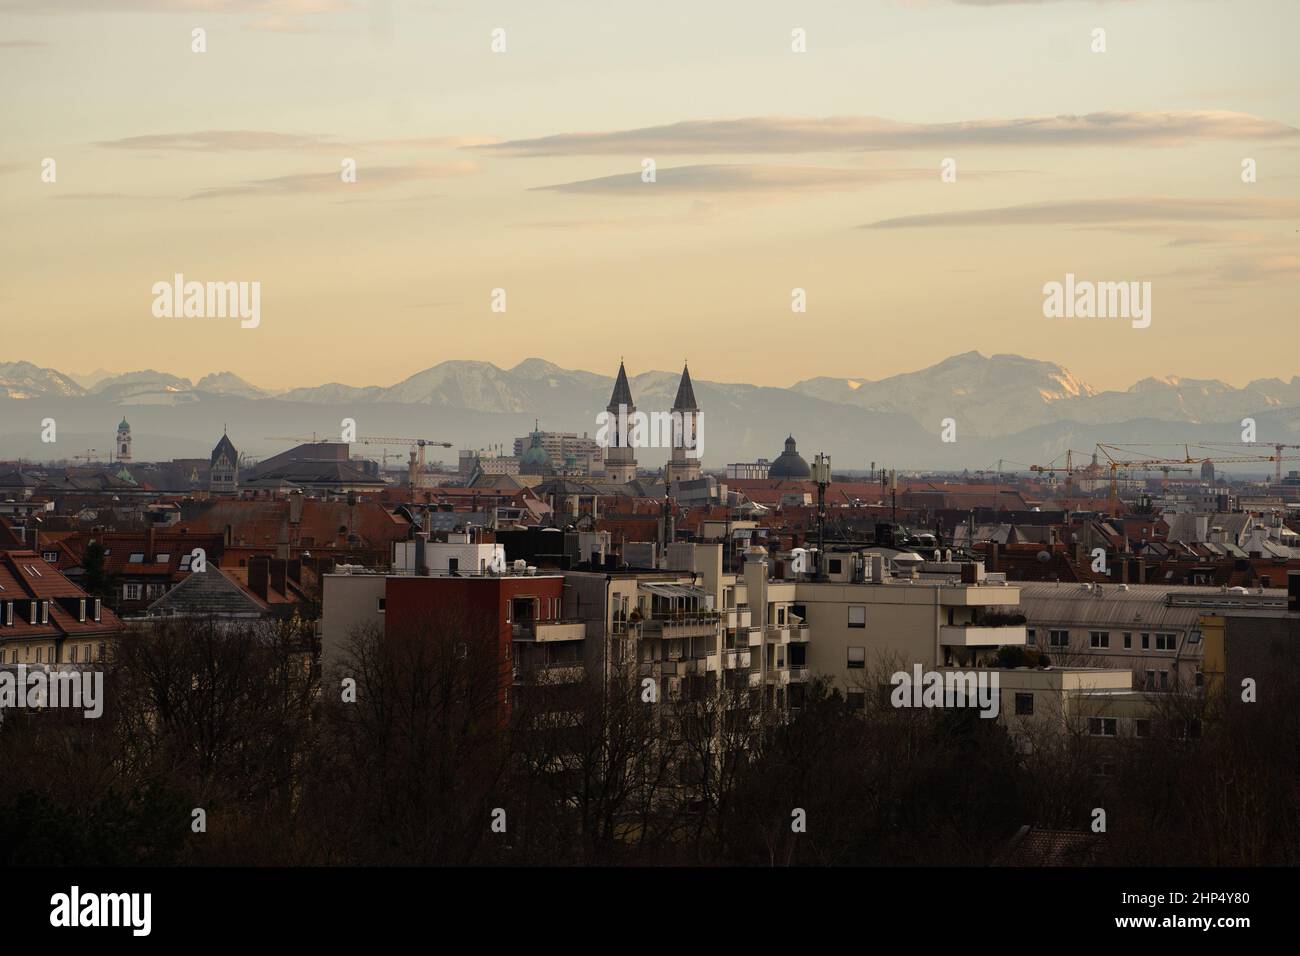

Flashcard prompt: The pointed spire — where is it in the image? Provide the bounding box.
[672,362,698,411]
[608,360,634,409]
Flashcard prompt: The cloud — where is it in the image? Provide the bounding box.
[0,1,347,12]
[184,161,476,199]
[50,192,151,200]
[0,39,50,47]
[533,164,945,196]
[862,197,1300,229]
[481,111,1299,157]
[96,130,488,152]
[98,130,342,152]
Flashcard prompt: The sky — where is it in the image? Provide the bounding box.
[2,0,1297,393]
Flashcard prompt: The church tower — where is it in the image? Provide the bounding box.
[116,417,132,463]
[210,430,240,495]
[603,360,638,484]
[665,362,701,486]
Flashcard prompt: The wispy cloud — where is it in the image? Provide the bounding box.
[862,197,1300,229]
[0,1,348,12]
[482,111,1298,157]
[533,164,958,196]
[0,39,50,48]
[96,129,489,152]
[184,161,476,199]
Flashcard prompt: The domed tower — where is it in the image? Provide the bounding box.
[603,360,638,483]
[116,417,132,463]
[665,362,701,485]
[767,435,811,479]
[520,423,554,476]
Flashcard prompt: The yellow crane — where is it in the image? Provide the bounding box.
[1097,443,1300,502]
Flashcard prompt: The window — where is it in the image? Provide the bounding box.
[70,645,78,663]
[155,554,170,564]
[1015,693,1034,716]
[98,643,106,661]
[1141,633,1150,649]
[145,584,164,599]
[376,597,386,613]
[1144,669,1155,690]
[1123,632,1132,649]
[128,553,145,563]
[1194,671,1204,688]
[1026,628,1036,646]
[1135,718,1152,738]
[828,559,842,574]
[1159,670,1169,691]
[1088,717,1117,737]
[124,584,142,601]
[36,647,43,663]
[1155,633,1176,651]
[847,605,866,628]
[1188,629,1202,645]
[1049,630,1069,648]
[847,646,866,669]
[179,553,192,570]
[42,551,58,563]
[847,690,866,711]
[1090,631,1109,648]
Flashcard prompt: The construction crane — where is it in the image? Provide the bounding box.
[352,436,453,489]
[1190,441,1300,488]
[1028,450,1091,493]
[72,449,101,465]
[1097,443,1300,501]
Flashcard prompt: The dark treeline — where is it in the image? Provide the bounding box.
[1,616,1296,866]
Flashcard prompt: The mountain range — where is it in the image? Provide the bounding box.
[2,354,1297,471]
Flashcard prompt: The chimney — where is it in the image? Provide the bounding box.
[249,555,270,600]
[270,558,287,596]
[288,557,302,584]
[289,491,304,525]
[987,542,999,573]
[415,533,429,576]
[147,524,156,560]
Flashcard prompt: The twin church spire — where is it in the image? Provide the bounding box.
[603,361,700,485]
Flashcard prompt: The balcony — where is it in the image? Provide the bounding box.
[726,607,752,630]
[939,624,1027,648]
[513,620,586,642]
[723,650,751,670]
[638,613,721,640]
[746,628,763,647]
[513,662,586,684]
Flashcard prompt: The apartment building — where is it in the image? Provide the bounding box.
[1017,581,1291,694]
[0,550,124,666]
[320,536,574,716]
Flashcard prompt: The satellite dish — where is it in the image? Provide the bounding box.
[1037,550,1052,563]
